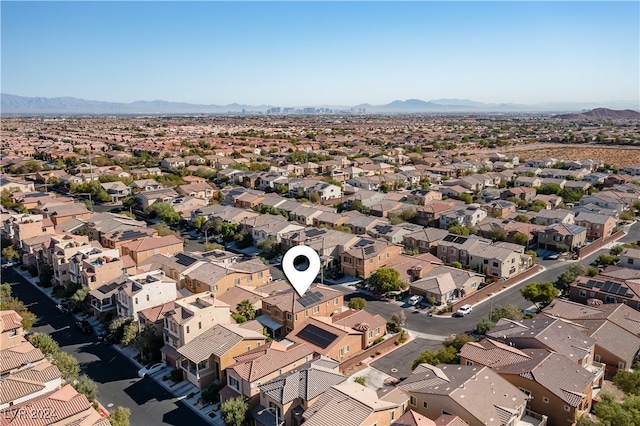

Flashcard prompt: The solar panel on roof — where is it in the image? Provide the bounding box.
[364,246,376,255]
[601,282,612,293]
[175,253,198,266]
[296,323,338,349]
[298,291,323,307]
[306,229,325,238]
[617,287,629,296]
[354,239,373,247]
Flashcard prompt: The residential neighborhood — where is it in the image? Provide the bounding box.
[1,113,639,426]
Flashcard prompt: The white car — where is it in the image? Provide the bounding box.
[138,361,166,378]
[454,304,472,317]
[408,295,424,306]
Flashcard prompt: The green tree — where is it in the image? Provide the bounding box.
[152,223,179,237]
[0,296,36,330]
[610,245,624,256]
[596,254,619,266]
[475,317,496,334]
[443,333,476,351]
[591,391,640,426]
[529,200,547,212]
[0,283,11,298]
[368,267,405,294]
[309,192,321,203]
[380,183,391,193]
[451,261,463,269]
[348,297,367,310]
[488,227,508,241]
[73,374,98,401]
[257,236,279,257]
[231,313,247,323]
[513,232,529,246]
[134,323,163,363]
[448,224,470,236]
[520,282,557,310]
[613,363,640,395]
[220,396,249,426]
[514,214,530,223]
[538,183,562,195]
[145,202,180,225]
[193,215,207,230]
[70,287,90,310]
[490,304,523,323]
[458,193,473,204]
[121,321,139,347]
[52,351,80,382]
[555,263,598,293]
[236,300,256,320]
[38,264,54,288]
[109,406,131,426]
[27,332,59,357]
[1,246,19,261]
[412,346,457,369]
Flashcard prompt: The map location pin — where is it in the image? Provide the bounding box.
[282,245,321,297]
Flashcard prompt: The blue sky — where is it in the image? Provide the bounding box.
[2,1,638,107]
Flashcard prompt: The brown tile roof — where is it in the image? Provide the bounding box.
[121,234,182,252]
[177,322,265,362]
[139,301,175,323]
[331,309,386,331]
[0,310,23,333]
[303,382,398,426]
[395,409,437,426]
[229,342,314,382]
[434,414,470,426]
[262,284,342,314]
[0,340,45,375]
[0,384,98,426]
[0,359,61,404]
[460,338,531,368]
[495,349,594,407]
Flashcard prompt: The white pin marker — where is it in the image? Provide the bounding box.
[282,245,320,297]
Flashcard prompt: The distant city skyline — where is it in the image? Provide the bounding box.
[2,1,638,107]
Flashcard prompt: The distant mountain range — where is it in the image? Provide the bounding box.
[552,108,640,120]
[1,93,638,115]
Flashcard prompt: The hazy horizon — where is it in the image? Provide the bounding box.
[2,2,638,107]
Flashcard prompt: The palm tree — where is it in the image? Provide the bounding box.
[236,300,256,320]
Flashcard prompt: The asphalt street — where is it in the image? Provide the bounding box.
[2,268,209,426]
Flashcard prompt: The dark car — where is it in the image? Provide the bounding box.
[76,320,92,334]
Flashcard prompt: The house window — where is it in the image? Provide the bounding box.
[369,259,373,264]
[294,313,298,322]
[198,322,202,329]
[312,306,320,314]
[305,309,309,317]
[579,290,587,298]
[466,360,473,365]
[135,297,138,304]
[543,396,549,403]
[423,401,428,409]
[334,298,339,306]
[628,259,634,265]
[286,313,292,321]
[186,326,190,334]
[594,354,601,362]
[265,304,271,312]
[234,278,240,285]
[248,275,253,282]
[618,361,626,370]
[198,360,207,370]
[274,310,280,318]
[369,330,373,338]
[344,257,352,264]
[259,271,264,278]
[146,294,149,301]
[375,327,380,334]
[8,329,17,338]
[391,410,395,421]
[409,396,416,406]
[286,327,292,333]
[246,346,251,351]
[229,376,239,390]
[492,261,499,267]
[606,296,616,303]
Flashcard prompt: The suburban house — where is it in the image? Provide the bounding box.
[398,363,542,426]
[134,188,179,210]
[78,250,132,290]
[183,258,271,295]
[439,206,487,229]
[574,212,616,241]
[569,274,640,314]
[177,182,216,200]
[331,308,387,348]
[176,321,266,390]
[340,238,403,279]
[120,234,184,264]
[302,382,408,426]
[161,292,232,367]
[100,181,131,201]
[460,339,595,426]
[257,284,344,338]
[409,265,484,304]
[220,341,315,407]
[161,157,186,170]
[541,299,640,375]
[536,224,587,251]
[501,186,537,202]
[254,357,345,426]
[619,247,640,270]
[116,270,177,320]
[482,200,516,219]
[534,210,575,226]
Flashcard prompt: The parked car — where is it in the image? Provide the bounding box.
[76,320,92,334]
[408,295,424,306]
[0,260,17,269]
[454,304,473,317]
[56,303,72,315]
[138,361,166,378]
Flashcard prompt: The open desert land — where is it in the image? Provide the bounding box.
[504,143,640,167]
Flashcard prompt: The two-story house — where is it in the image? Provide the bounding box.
[116,270,177,320]
[183,258,271,295]
[340,238,402,279]
[574,212,616,241]
[161,292,232,367]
